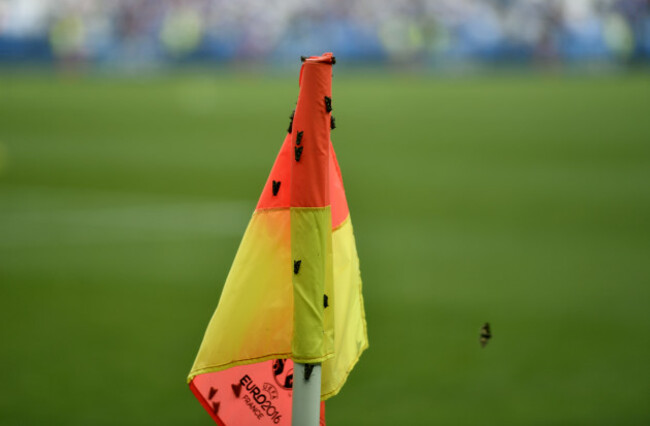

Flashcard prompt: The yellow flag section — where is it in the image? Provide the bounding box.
[291,207,334,363]
[188,53,367,426]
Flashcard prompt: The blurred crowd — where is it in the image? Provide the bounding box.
[0,0,649,67]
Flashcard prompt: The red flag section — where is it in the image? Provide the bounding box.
[256,133,350,229]
[190,359,325,425]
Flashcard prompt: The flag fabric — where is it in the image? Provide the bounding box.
[188,52,368,426]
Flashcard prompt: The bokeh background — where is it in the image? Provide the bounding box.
[1,1,649,425]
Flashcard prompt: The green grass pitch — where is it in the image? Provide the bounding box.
[1,70,649,425]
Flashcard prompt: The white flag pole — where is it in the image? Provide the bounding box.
[292,363,322,426]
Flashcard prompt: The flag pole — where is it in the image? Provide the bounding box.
[292,363,322,426]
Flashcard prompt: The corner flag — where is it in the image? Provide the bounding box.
[188,52,368,425]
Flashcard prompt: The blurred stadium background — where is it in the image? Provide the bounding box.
[1,1,649,425]
[1,0,650,67]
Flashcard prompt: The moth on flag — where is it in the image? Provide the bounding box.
[188,52,368,426]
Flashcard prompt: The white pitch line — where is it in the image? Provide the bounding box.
[0,185,255,248]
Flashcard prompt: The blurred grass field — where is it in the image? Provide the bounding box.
[1,70,649,425]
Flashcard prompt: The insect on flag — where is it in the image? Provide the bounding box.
[188,52,368,426]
